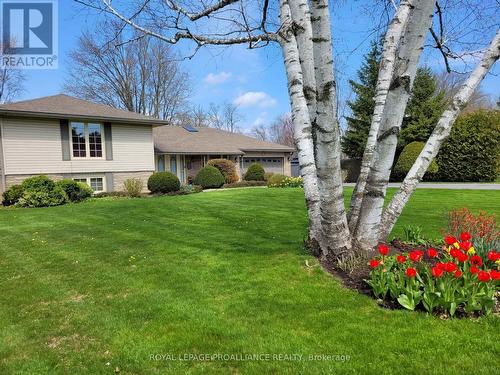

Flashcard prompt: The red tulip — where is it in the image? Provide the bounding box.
[436,262,446,270]
[409,250,424,262]
[378,244,389,256]
[487,251,500,262]
[370,259,380,269]
[456,252,468,263]
[427,248,438,258]
[450,248,461,258]
[432,266,444,278]
[460,232,471,241]
[445,235,457,245]
[490,270,500,280]
[459,241,472,251]
[470,267,479,274]
[477,271,490,282]
[453,270,462,278]
[444,262,457,273]
[397,255,407,263]
[470,255,483,267]
[406,268,417,278]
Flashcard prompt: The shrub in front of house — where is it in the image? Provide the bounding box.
[148,172,181,194]
[267,174,287,187]
[2,184,24,206]
[222,181,267,188]
[244,163,265,181]
[56,179,93,202]
[393,141,438,181]
[194,165,225,189]
[207,159,239,183]
[264,172,274,181]
[268,175,303,188]
[123,178,144,197]
[16,176,68,208]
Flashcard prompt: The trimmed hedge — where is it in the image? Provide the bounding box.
[147,172,181,194]
[207,159,239,183]
[2,185,24,206]
[194,166,225,189]
[393,142,438,181]
[56,179,93,202]
[244,163,265,181]
[436,110,499,182]
[223,181,267,189]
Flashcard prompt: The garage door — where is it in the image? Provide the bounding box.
[242,157,284,174]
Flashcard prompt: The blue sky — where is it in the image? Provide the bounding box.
[18,1,499,133]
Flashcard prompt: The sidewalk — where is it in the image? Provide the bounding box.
[343,183,500,190]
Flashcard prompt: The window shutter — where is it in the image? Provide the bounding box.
[60,120,70,161]
[104,122,113,160]
[105,172,114,192]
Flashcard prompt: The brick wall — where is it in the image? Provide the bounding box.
[112,171,154,193]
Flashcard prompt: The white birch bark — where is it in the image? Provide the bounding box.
[279,0,322,244]
[288,0,317,121]
[347,0,415,232]
[354,0,436,248]
[378,29,500,240]
[311,0,352,258]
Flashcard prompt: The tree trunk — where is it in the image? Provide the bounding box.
[354,0,436,249]
[347,0,415,232]
[279,0,322,246]
[378,29,500,240]
[311,0,352,259]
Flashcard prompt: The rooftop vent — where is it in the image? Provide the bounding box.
[183,125,199,133]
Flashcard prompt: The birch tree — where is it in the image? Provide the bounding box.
[75,0,500,260]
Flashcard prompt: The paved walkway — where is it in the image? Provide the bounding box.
[344,183,500,190]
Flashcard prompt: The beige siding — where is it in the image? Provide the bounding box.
[2,117,155,175]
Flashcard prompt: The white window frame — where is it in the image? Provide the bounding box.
[73,176,106,193]
[69,121,106,160]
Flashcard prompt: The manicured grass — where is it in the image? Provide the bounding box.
[0,188,499,374]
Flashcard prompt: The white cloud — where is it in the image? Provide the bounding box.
[233,91,277,108]
[204,71,232,85]
[252,112,268,127]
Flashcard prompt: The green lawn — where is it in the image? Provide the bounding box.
[0,188,499,374]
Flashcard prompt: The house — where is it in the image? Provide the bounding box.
[0,94,166,194]
[0,95,294,194]
[153,126,294,183]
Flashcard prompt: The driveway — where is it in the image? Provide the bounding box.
[344,183,500,190]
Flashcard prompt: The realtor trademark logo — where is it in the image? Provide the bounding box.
[1,0,58,69]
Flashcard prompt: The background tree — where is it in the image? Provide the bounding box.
[0,51,25,103]
[399,67,447,147]
[64,21,190,121]
[208,102,244,133]
[342,44,448,158]
[435,71,494,112]
[342,41,381,159]
[250,113,295,147]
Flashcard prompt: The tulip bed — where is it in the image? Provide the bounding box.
[368,233,500,317]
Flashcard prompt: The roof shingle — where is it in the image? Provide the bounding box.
[0,94,168,125]
[154,126,294,154]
